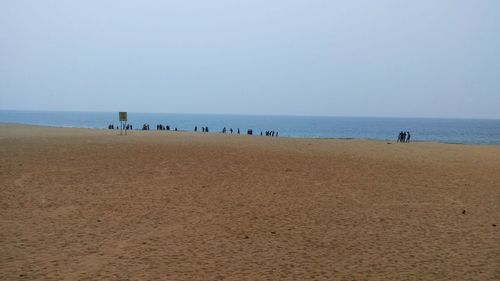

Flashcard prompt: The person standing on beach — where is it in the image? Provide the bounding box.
[406,131,411,143]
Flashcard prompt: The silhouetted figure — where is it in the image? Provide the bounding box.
[406,131,411,143]
[195,126,197,132]
[230,128,233,134]
[237,128,240,134]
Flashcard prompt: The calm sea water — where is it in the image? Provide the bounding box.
[1,110,499,145]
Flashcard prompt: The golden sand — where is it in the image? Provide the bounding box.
[1,124,499,280]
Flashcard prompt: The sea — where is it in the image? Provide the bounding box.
[1,110,499,145]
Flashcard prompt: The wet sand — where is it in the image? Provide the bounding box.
[1,123,499,280]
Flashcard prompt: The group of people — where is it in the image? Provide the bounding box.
[108,123,412,142]
[220,127,241,134]
[397,131,411,143]
[107,123,278,137]
[194,126,209,132]
[107,124,132,130]
[155,124,176,131]
[219,127,278,137]
[264,130,278,137]
[138,124,178,131]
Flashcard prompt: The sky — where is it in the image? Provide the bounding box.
[1,0,499,118]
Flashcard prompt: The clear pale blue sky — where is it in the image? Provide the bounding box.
[1,0,499,118]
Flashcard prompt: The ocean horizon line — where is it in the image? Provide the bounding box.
[1,109,499,121]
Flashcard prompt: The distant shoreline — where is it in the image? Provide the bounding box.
[1,122,498,147]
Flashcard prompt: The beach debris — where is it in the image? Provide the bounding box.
[97,219,102,222]
[462,210,466,214]
[244,235,249,239]
[387,142,391,144]
[493,224,497,227]
[271,231,276,234]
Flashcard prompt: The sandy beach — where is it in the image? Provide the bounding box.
[1,123,499,280]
